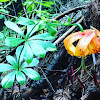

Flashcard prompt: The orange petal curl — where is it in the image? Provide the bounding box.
[75,30,95,57]
[64,31,85,56]
[64,29,97,57]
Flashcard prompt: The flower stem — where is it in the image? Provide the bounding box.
[81,57,92,77]
[71,23,84,32]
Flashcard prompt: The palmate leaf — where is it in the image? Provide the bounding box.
[22,42,33,64]
[21,68,40,80]
[6,55,18,68]
[29,33,56,40]
[1,71,16,89]
[16,71,26,85]
[29,41,46,58]
[20,58,39,68]
[5,37,25,47]
[0,64,15,72]
[4,21,25,38]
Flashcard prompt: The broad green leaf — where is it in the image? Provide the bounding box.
[29,41,46,58]
[47,26,57,36]
[29,33,56,40]
[20,58,39,68]
[30,40,57,51]
[28,58,39,67]
[16,71,26,85]
[6,55,18,68]
[16,45,24,65]
[21,68,40,80]
[5,37,25,47]
[17,17,36,26]
[1,71,16,89]
[26,23,39,37]
[4,21,24,38]
[22,42,33,64]
[0,64,15,72]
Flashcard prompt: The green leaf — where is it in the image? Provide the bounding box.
[17,17,36,26]
[5,37,25,47]
[30,40,57,51]
[1,71,16,89]
[20,58,39,68]
[47,26,57,36]
[29,33,56,40]
[29,41,46,58]
[16,45,24,65]
[4,21,24,38]
[22,42,33,64]
[16,71,26,85]
[6,55,18,68]
[26,23,39,37]
[21,68,40,80]
[0,64,15,72]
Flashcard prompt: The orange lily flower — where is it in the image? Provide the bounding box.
[64,27,100,57]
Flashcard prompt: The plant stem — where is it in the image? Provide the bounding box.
[81,57,92,77]
[70,23,84,32]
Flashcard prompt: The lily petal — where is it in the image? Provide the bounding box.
[64,31,86,56]
[75,30,95,57]
[89,38,100,54]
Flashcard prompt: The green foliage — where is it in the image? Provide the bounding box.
[0,48,40,89]
[4,18,57,63]
[0,0,76,90]
[1,71,16,89]
[4,21,24,37]
[5,37,25,47]
[0,16,58,89]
